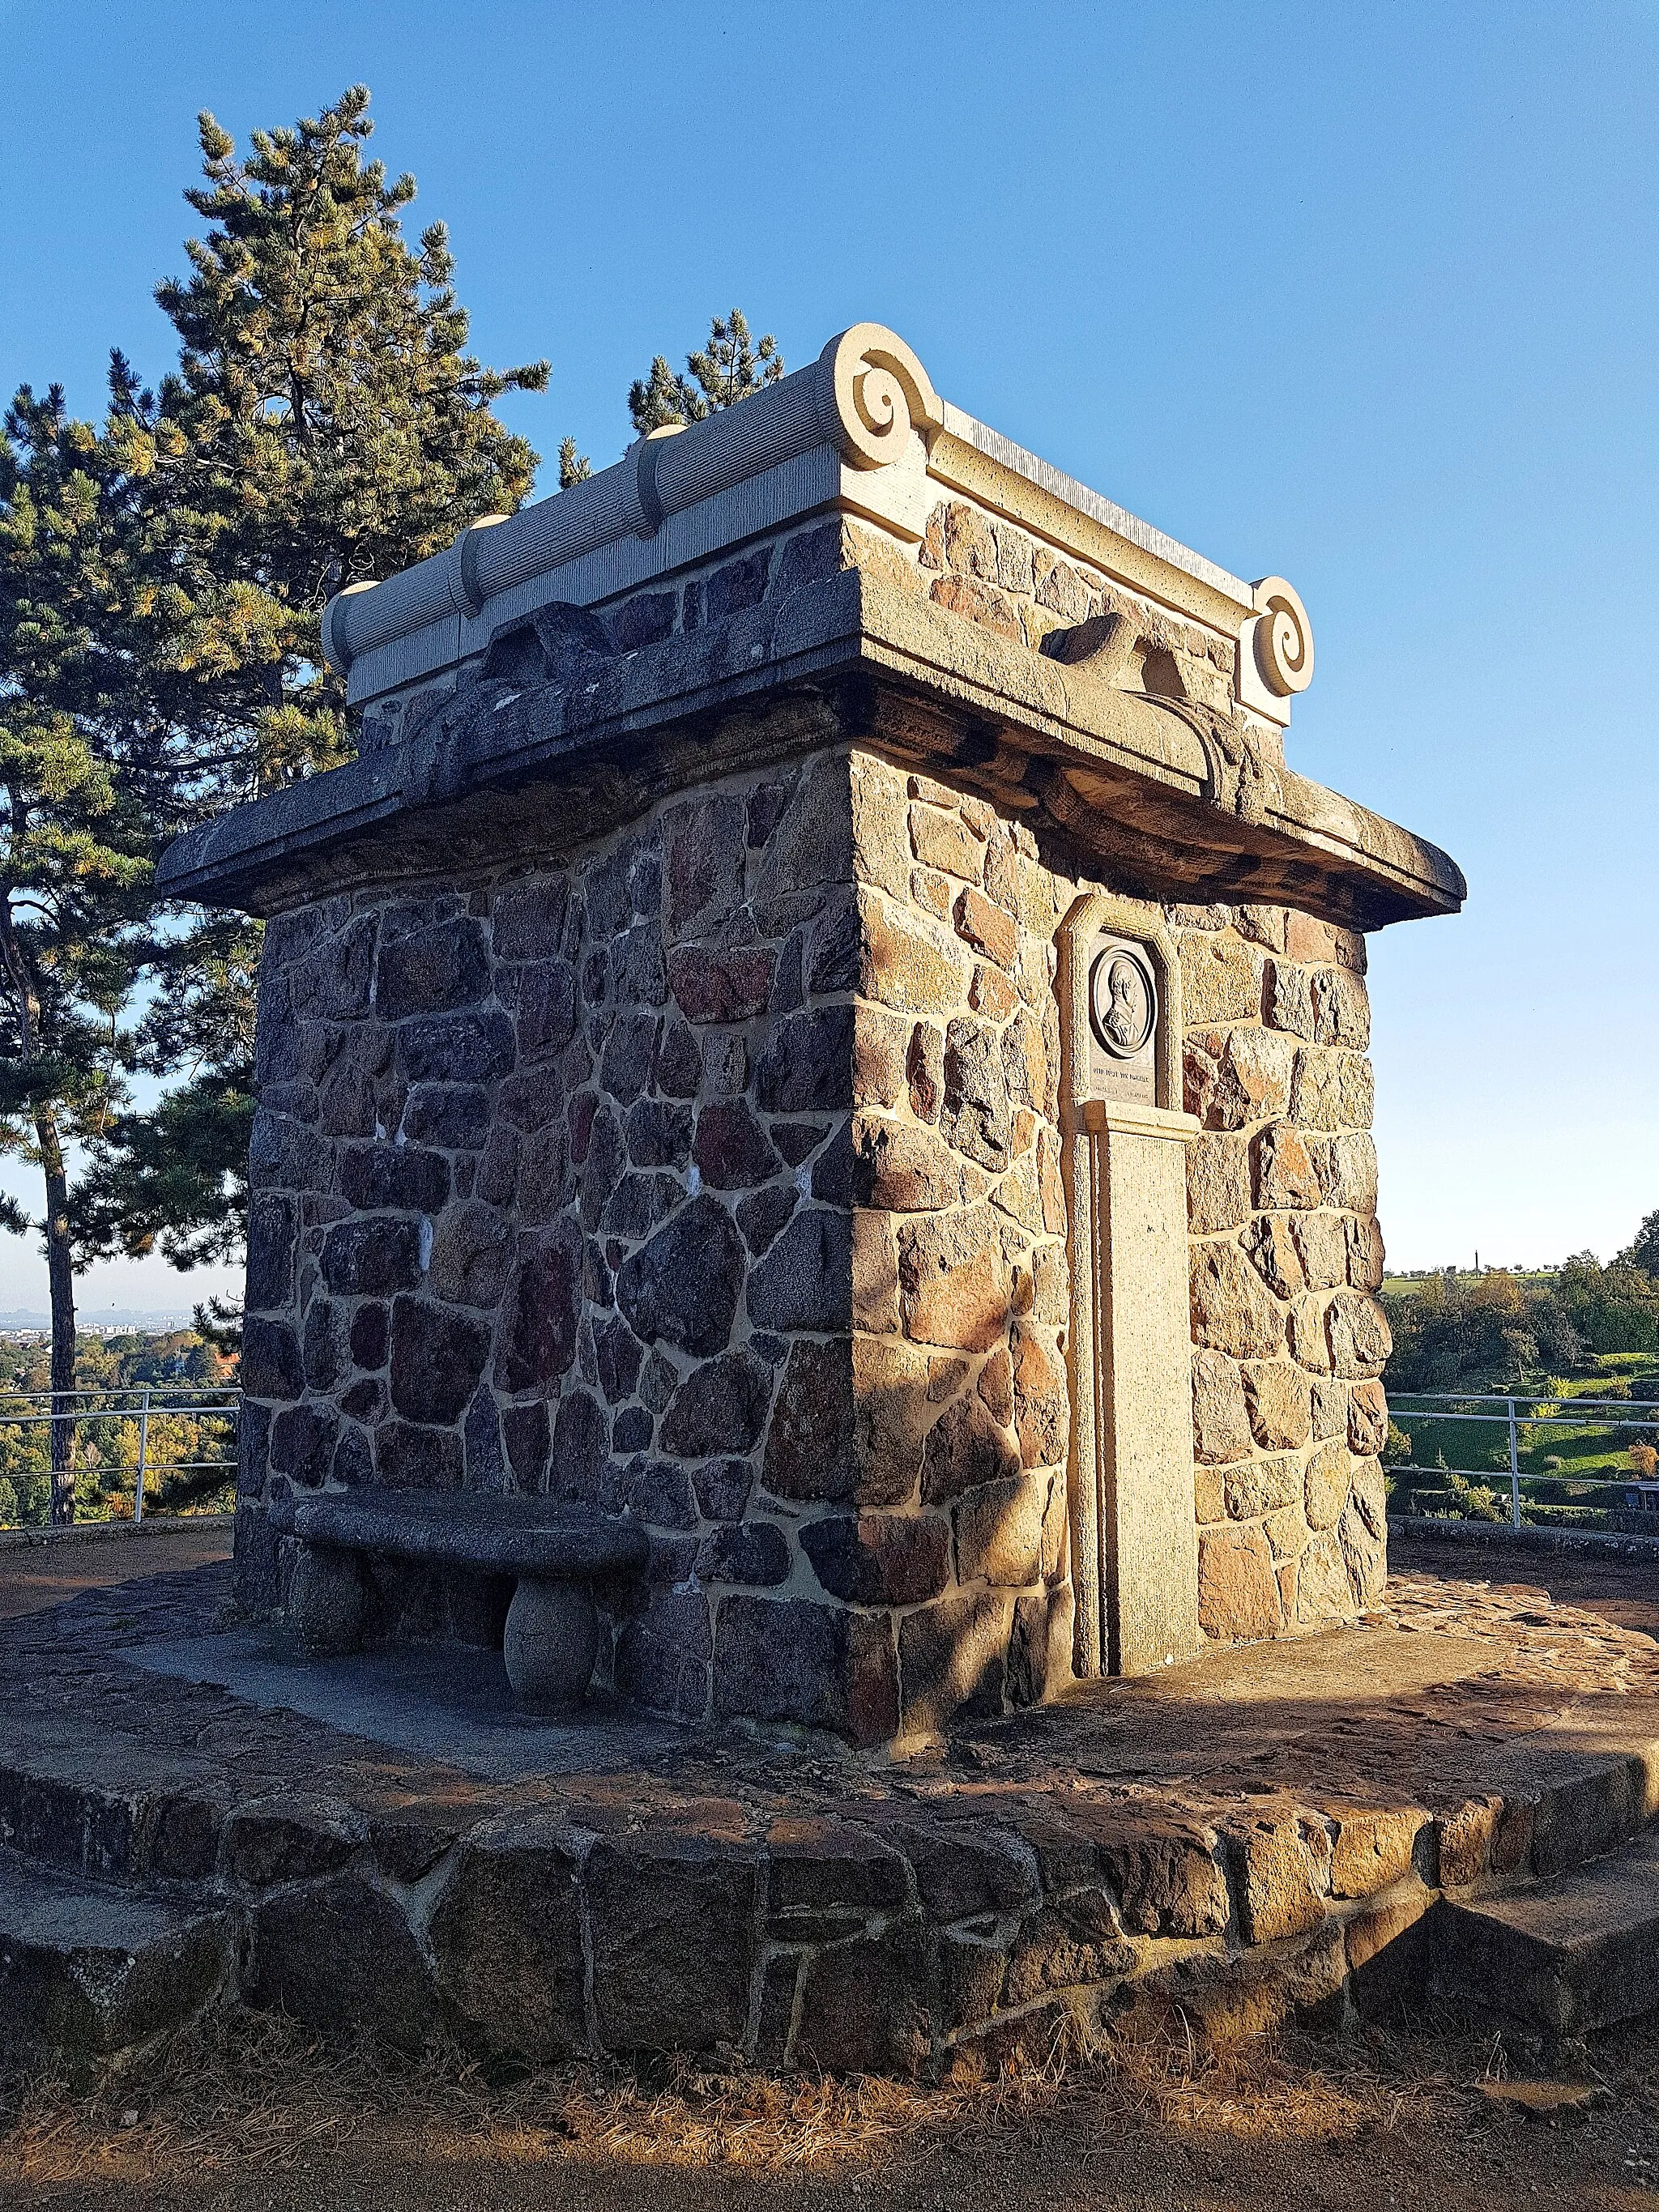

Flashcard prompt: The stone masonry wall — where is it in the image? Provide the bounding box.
[237,744,1077,1749]
[1175,906,1390,1640]
[239,739,1391,1744]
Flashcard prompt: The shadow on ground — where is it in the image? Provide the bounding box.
[5,2001,1659,2212]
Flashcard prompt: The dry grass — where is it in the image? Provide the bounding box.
[0,2001,1511,2193]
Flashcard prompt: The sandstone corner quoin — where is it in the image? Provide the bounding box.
[160,322,1465,1750]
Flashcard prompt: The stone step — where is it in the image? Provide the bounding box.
[1439,1830,1659,2035]
[0,1848,230,2057]
[0,1719,234,1891]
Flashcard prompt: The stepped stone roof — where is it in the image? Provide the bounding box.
[158,323,1463,933]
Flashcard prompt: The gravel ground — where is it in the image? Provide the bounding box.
[3,2005,1658,2210]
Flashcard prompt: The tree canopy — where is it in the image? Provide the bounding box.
[628,309,783,435]
[0,85,549,1514]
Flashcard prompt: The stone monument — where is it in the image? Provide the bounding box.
[160,323,1463,1750]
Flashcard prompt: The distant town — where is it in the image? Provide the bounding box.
[0,1311,197,1344]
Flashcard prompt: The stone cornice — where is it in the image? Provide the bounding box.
[160,568,1463,931]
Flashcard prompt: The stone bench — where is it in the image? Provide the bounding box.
[269,1488,649,1710]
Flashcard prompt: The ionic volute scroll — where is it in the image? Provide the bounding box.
[814,324,945,470]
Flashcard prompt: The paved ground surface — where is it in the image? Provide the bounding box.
[3,1554,1657,1848]
[0,1524,232,1620]
[1395,1532,1659,1642]
[4,1540,1658,1856]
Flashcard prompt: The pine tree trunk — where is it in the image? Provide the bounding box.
[36,1110,77,1526]
[0,882,79,1526]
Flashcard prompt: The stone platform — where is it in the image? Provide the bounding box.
[2,1558,1658,2073]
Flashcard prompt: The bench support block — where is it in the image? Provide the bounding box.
[290,1545,365,1657]
[503,1577,600,1711]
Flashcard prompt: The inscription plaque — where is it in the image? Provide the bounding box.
[1085,935,1158,1106]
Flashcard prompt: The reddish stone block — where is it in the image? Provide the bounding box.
[1197,1524,1283,1640]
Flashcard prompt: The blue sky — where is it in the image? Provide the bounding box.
[1,0,1655,1308]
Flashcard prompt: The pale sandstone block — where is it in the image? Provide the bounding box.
[910,805,984,881]
[1348,1379,1388,1455]
[1243,1213,1305,1299]
[956,1472,1047,1587]
[1289,1048,1375,1132]
[1192,1348,1253,1466]
[990,1149,1044,1234]
[1263,1506,1308,1562]
[1304,1438,1350,1531]
[969,962,1017,1021]
[1297,1529,1352,1623]
[1187,1133,1251,1234]
[1328,1290,1392,1379]
[1329,1805,1427,1900]
[1234,904,1287,953]
[1197,1524,1282,1641]
[898,1206,1016,1353]
[1253,1123,1323,1210]
[976,1345,1013,1423]
[850,754,912,900]
[851,1209,899,1333]
[1243,1361,1313,1451]
[851,1332,935,1503]
[1012,1323,1068,1468]
[1179,931,1260,1026]
[1190,1241,1287,1360]
[1340,1498,1386,1607]
[1190,1027,1296,1131]
[852,1115,966,1213]
[1224,1452,1302,1520]
[1319,1131,1379,1216]
[1346,1214,1385,1290]
[911,867,950,920]
[1289,1294,1336,1375]
[859,892,968,1016]
[852,1008,910,1109]
[1293,1211,1349,1291]
[1311,1374,1350,1443]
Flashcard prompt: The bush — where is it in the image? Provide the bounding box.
[1446,1468,1509,1521]
[1630,1443,1658,1477]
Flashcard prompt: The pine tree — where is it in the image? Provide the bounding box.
[0,387,157,1518]
[75,912,256,1272]
[626,310,783,435]
[151,83,549,794]
[2,89,551,1511]
[1624,1209,1659,1279]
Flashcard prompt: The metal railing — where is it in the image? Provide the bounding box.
[0,1385,241,1525]
[1388,1389,1659,1528]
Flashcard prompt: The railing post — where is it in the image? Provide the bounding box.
[1508,1396,1521,1527]
[135,1386,150,1525]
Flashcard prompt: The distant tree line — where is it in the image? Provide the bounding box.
[0,82,780,1519]
[1383,1236,1659,1396]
